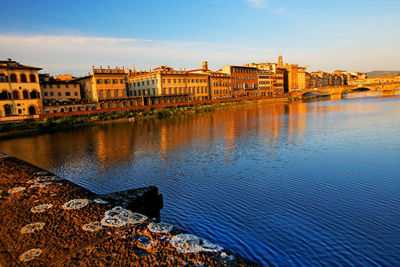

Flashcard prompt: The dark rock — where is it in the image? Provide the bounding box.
[100,186,163,220]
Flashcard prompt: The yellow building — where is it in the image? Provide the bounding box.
[0,58,42,118]
[188,62,232,100]
[244,59,287,95]
[41,78,81,101]
[257,70,273,96]
[75,65,127,102]
[297,67,307,90]
[127,65,210,101]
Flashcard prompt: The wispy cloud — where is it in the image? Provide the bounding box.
[245,0,267,8]
[0,34,398,75]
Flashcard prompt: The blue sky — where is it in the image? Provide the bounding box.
[1,0,399,75]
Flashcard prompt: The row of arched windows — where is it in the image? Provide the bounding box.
[0,90,40,100]
[0,73,37,83]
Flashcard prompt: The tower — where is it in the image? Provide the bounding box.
[278,55,283,67]
[202,61,208,71]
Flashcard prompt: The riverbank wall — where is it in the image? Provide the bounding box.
[0,153,256,266]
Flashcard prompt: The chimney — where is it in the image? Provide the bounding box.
[202,61,208,70]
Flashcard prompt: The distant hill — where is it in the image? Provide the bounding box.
[367,70,400,78]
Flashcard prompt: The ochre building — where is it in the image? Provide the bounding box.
[0,58,42,118]
[41,77,81,101]
[127,65,210,101]
[188,62,232,100]
[75,66,127,102]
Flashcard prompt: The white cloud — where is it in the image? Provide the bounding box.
[0,34,398,75]
[245,0,267,8]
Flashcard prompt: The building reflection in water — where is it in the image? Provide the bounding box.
[0,98,377,181]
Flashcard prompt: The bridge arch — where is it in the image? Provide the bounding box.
[300,89,331,99]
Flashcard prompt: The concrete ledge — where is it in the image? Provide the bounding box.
[0,154,256,266]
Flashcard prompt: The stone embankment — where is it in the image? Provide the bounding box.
[0,153,256,266]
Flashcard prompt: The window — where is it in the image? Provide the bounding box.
[74,92,78,96]
[147,81,150,85]
[66,84,69,88]
[0,74,7,82]
[50,92,54,96]
[74,84,77,88]
[10,74,17,82]
[120,79,124,84]
[168,79,171,83]
[30,74,37,83]
[43,84,46,89]
[114,90,118,97]
[49,84,53,89]
[152,80,155,85]
[142,81,145,86]
[44,92,48,96]
[137,82,140,86]
[20,74,27,82]
[58,92,61,96]
[66,92,71,96]
[113,79,117,84]
[57,84,60,88]
[104,79,109,84]
[97,79,102,84]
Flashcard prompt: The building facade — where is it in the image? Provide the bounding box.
[75,66,127,102]
[127,65,210,101]
[188,62,232,100]
[220,65,258,97]
[41,78,81,101]
[257,70,273,96]
[0,58,42,118]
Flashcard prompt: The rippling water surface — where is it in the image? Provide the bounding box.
[1,96,400,266]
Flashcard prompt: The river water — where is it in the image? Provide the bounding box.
[1,95,399,266]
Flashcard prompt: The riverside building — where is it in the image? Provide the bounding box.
[188,62,232,100]
[75,65,127,102]
[0,58,42,119]
[127,65,210,101]
[40,76,81,102]
[220,65,258,97]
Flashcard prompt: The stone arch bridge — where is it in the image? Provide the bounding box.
[290,82,400,100]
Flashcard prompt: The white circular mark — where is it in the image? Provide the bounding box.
[35,171,50,176]
[170,234,223,254]
[93,198,108,204]
[82,221,102,232]
[20,222,46,234]
[62,199,90,210]
[101,206,147,227]
[148,222,174,234]
[8,187,26,194]
[31,204,53,213]
[221,251,235,261]
[19,248,42,262]
[29,182,53,189]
